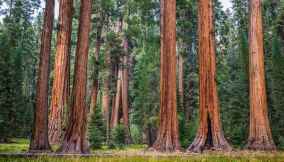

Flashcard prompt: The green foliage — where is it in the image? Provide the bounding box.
[88,107,106,149]
[110,124,126,149]
[0,0,40,141]
[130,124,142,145]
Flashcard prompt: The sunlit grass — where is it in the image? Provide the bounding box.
[1,139,284,161]
[0,156,284,162]
[0,138,29,153]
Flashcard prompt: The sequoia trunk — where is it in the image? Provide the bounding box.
[102,47,111,143]
[90,24,103,111]
[29,0,54,153]
[59,0,92,154]
[111,69,122,129]
[121,39,132,144]
[49,0,73,145]
[187,0,231,153]
[246,0,276,151]
[152,0,181,152]
[178,54,184,112]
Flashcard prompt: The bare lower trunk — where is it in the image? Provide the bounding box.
[178,54,184,112]
[102,49,111,143]
[246,0,276,151]
[29,0,54,153]
[58,0,92,154]
[121,40,132,144]
[187,0,231,153]
[111,69,122,129]
[90,25,103,111]
[49,0,73,145]
[152,0,181,152]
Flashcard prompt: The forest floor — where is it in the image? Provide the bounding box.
[0,139,284,161]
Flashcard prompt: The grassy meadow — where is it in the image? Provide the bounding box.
[0,139,284,162]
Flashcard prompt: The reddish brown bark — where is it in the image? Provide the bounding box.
[111,68,122,129]
[90,24,103,111]
[102,47,111,142]
[246,0,276,151]
[121,39,132,144]
[48,0,73,145]
[178,54,184,112]
[58,0,92,154]
[187,0,231,153]
[29,0,54,153]
[152,0,181,152]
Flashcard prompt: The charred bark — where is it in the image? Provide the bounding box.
[246,0,276,151]
[187,0,232,153]
[58,0,92,154]
[49,0,73,145]
[152,0,181,152]
[29,0,54,153]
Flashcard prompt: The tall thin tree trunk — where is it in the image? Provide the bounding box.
[121,38,132,144]
[102,48,111,143]
[246,0,276,151]
[187,0,231,153]
[111,69,122,129]
[59,0,92,154]
[90,24,103,111]
[49,0,73,145]
[152,0,181,152]
[29,0,54,153]
[178,54,184,112]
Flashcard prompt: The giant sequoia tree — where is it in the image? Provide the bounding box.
[246,0,276,151]
[152,0,181,152]
[49,0,73,145]
[59,0,92,154]
[187,0,231,153]
[29,0,54,153]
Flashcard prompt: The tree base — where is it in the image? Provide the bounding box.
[246,139,276,151]
[28,148,52,154]
[187,136,232,153]
[58,139,90,154]
[29,143,51,153]
[151,139,182,152]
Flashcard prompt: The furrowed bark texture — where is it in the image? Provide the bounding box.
[59,0,92,154]
[29,0,54,153]
[152,0,181,152]
[187,0,231,153]
[247,0,276,151]
[49,0,73,145]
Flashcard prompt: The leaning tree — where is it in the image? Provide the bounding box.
[29,0,54,153]
[152,0,181,152]
[246,0,276,151]
[58,0,92,154]
[187,0,232,153]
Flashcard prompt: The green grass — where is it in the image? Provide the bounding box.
[1,139,284,161]
[0,156,284,162]
[0,139,29,153]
